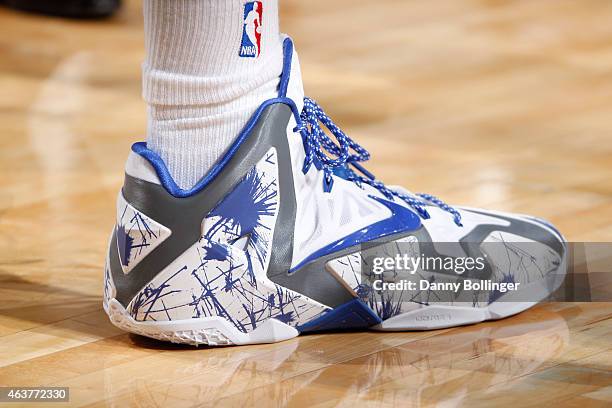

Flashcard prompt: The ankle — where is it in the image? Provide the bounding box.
[146,74,280,189]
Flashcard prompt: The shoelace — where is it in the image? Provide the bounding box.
[294,97,463,227]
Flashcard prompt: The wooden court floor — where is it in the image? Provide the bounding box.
[1,0,611,406]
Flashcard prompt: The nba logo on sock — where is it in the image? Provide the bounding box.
[240,1,263,58]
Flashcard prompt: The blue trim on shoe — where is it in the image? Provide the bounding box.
[132,97,303,198]
[278,37,293,98]
[289,195,421,272]
[297,298,381,333]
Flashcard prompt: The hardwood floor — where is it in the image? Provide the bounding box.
[0,0,611,406]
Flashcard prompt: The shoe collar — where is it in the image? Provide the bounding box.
[131,37,304,198]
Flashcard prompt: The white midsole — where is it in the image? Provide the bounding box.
[104,298,298,346]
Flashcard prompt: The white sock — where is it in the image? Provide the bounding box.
[143,0,283,189]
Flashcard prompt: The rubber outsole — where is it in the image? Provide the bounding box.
[373,266,565,331]
[105,299,298,346]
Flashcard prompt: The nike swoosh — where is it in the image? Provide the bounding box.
[289,195,421,272]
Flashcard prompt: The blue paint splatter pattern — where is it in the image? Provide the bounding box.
[327,236,421,320]
[328,232,561,319]
[115,193,171,274]
[126,148,329,332]
[480,231,561,305]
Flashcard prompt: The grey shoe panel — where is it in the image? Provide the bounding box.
[413,210,565,281]
[277,231,427,306]
[109,102,355,308]
[461,209,565,257]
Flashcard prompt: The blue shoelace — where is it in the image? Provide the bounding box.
[294,97,463,227]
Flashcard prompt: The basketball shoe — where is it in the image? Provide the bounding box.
[103,38,567,346]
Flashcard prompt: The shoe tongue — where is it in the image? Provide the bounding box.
[281,36,305,111]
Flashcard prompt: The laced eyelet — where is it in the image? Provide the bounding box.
[298,96,462,226]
